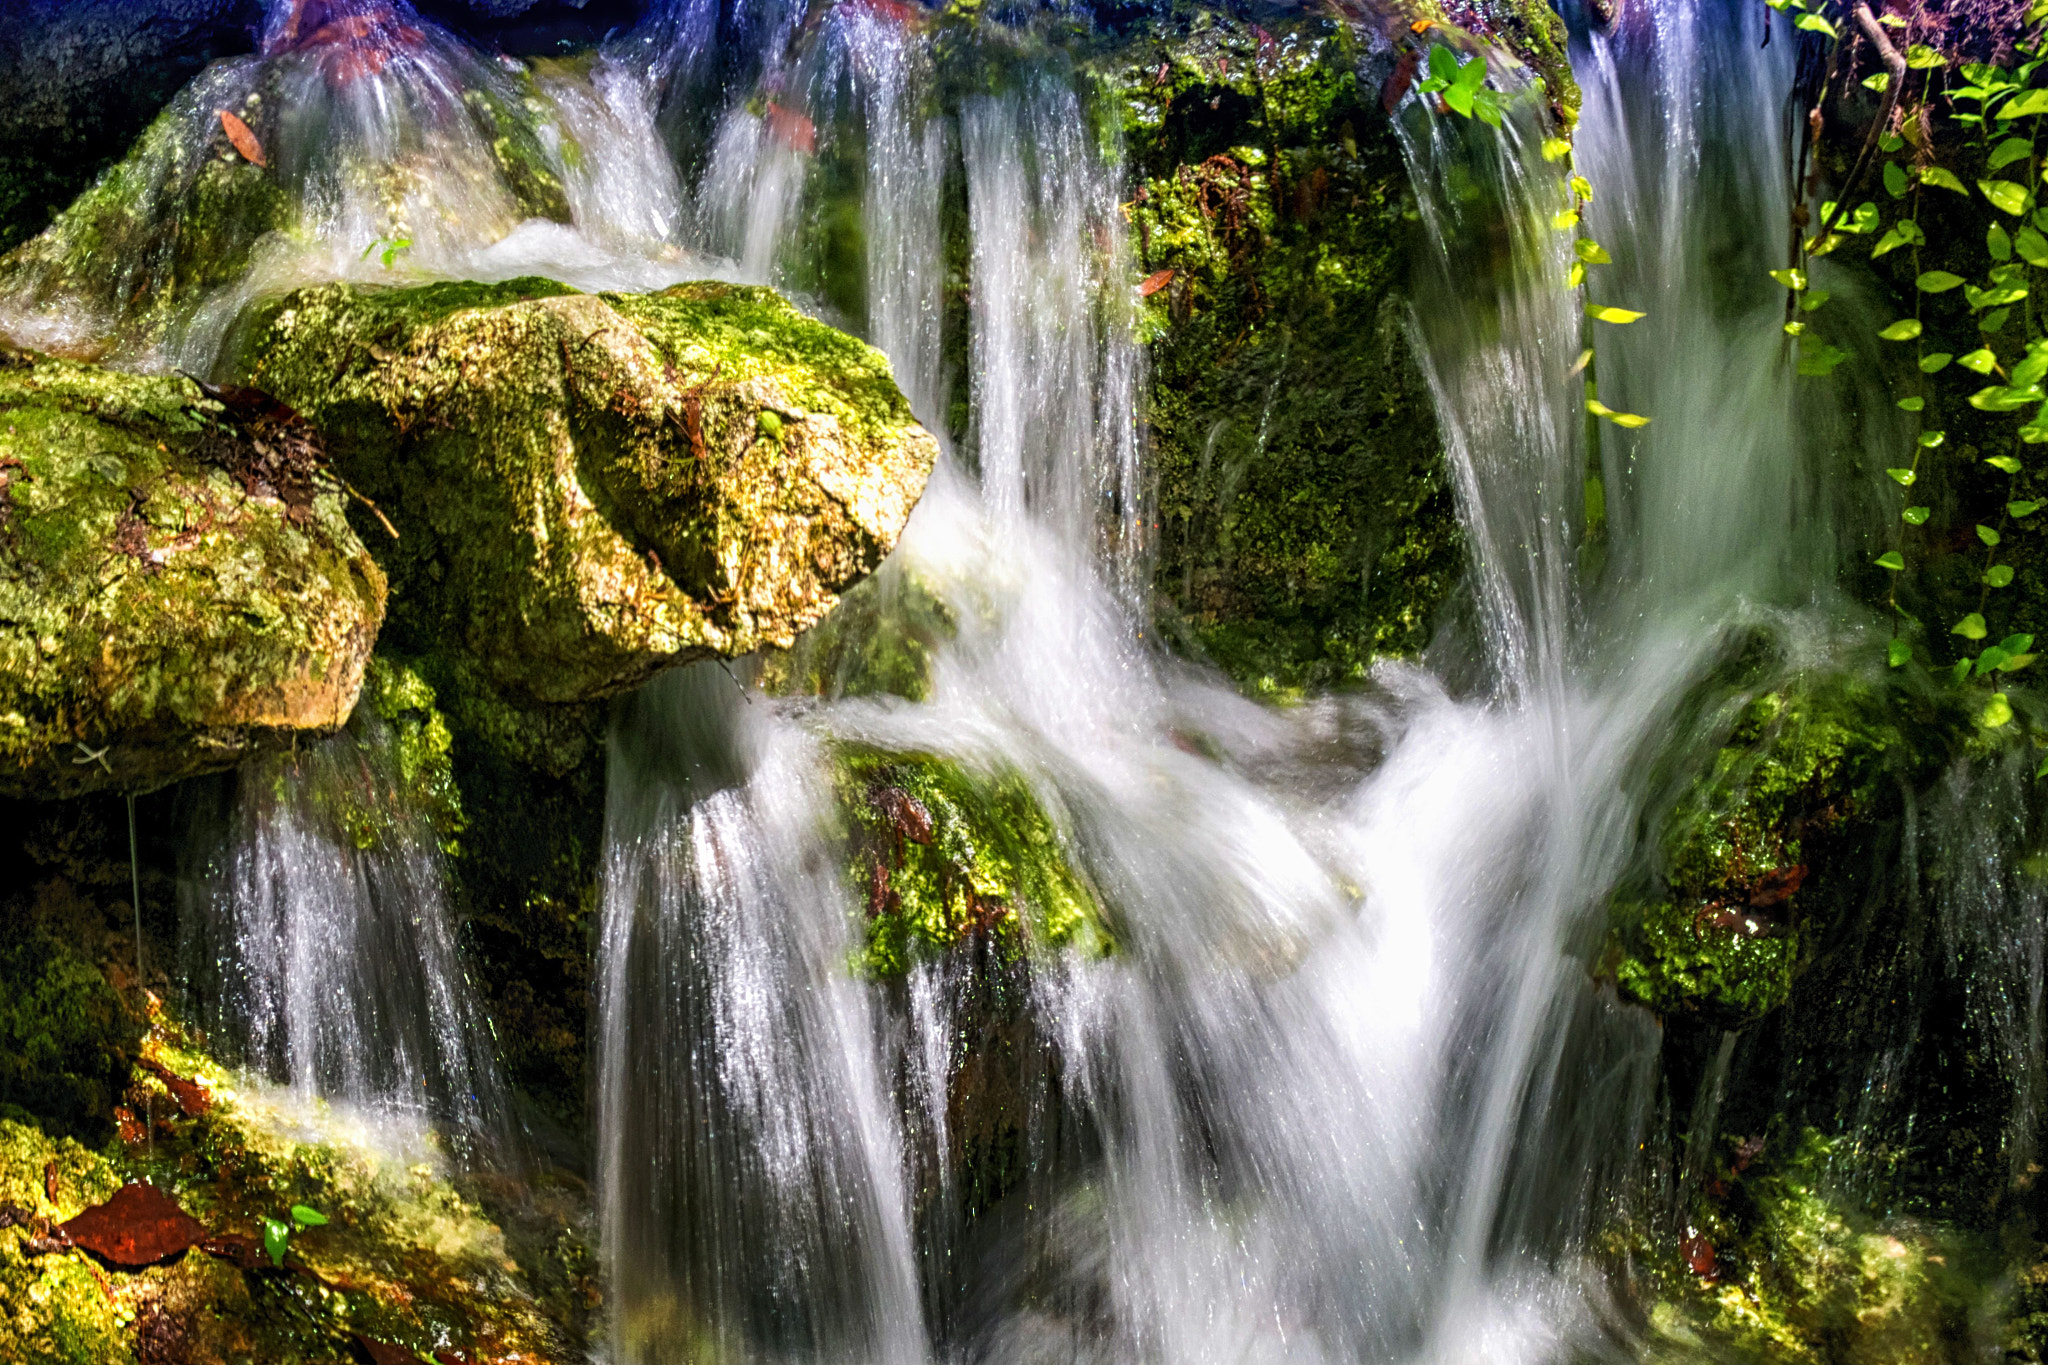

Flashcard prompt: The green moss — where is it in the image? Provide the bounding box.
[832,746,1110,977]
[1605,679,1910,1025]
[1630,1129,1974,1365]
[757,560,957,702]
[0,1120,127,1365]
[461,82,574,225]
[0,930,141,1141]
[242,277,935,705]
[0,351,385,798]
[0,73,289,356]
[0,1028,597,1365]
[1107,12,1464,696]
[362,654,465,851]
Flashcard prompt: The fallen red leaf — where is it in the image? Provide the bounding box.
[218,111,266,168]
[138,1058,213,1116]
[61,1183,207,1267]
[198,1233,268,1270]
[355,1334,421,1365]
[1410,18,1436,32]
[1680,1231,1718,1278]
[766,102,817,155]
[1139,268,1175,298]
[1381,48,1422,113]
[1749,863,1807,908]
[44,1161,58,1204]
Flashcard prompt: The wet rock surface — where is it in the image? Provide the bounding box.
[0,352,386,799]
[241,276,938,705]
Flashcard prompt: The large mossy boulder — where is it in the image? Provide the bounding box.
[241,276,938,706]
[0,352,386,799]
[1111,12,1464,697]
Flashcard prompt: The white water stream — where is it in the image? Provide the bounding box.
[2,0,1936,1357]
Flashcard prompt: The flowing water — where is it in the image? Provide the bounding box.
[7,0,2000,1356]
[177,714,512,1160]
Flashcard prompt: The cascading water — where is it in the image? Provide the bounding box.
[177,713,512,1159]
[591,0,1919,1359]
[10,0,2022,1354]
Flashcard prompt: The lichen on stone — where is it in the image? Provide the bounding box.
[0,350,386,799]
[241,276,937,706]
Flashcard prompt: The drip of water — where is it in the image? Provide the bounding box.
[178,714,511,1161]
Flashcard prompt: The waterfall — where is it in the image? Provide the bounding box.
[177,712,512,1160]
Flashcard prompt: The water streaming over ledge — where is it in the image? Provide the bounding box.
[7,0,2014,1355]
[177,715,513,1161]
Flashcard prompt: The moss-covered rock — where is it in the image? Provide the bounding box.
[0,63,287,358]
[0,1024,597,1365]
[1606,680,1908,1027]
[1628,1129,1975,1365]
[0,351,385,799]
[1111,12,1464,698]
[0,929,141,1142]
[832,745,1110,978]
[241,276,938,705]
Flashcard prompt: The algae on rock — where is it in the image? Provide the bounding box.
[0,351,386,799]
[1113,12,1463,697]
[242,276,938,705]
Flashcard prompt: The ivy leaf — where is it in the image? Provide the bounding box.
[1443,81,1476,117]
[1970,385,2047,411]
[1980,523,2004,546]
[1906,43,1947,69]
[1585,399,1650,427]
[1796,339,1850,376]
[2010,500,2043,517]
[290,1205,329,1228]
[1802,289,1831,312]
[1570,175,1593,202]
[1552,209,1580,229]
[1889,638,1913,667]
[1904,505,1932,524]
[1921,353,1954,373]
[1982,179,2032,214]
[1879,318,1923,340]
[1574,238,1612,264]
[1454,54,1488,90]
[1795,11,1837,35]
[1541,138,1572,162]
[1874,220,1924,257]
[1427,45,1458,84]
[1917,270,1966,292]
[1769,267,1808,290]
[1876,550,1908,569]
[2001,653,2037,672]
[1919,430,1947,447]
[1898,396,1926,411]
[1818,200,1880,234]
[1991,136,2035,170]
[1989,454,2026,472]
[1920,167,1969,194]
[1567,261,1586,288]
[2003,89,2048,118]
[1883,160,1910,198]
[1586,304,1644,323]
[2002,633,2036,654]
[1992,223,2015,259]
[1986,564,2017,586]
[1965,280,2030,309]
[1887,467,1918,486]
[262,1218,290,1269]
[1960,347,2000,374]
[1955,612,1990,640]
[1984,307,2015,334]
[1982,692,2015,728]
[2015,349,2048,387]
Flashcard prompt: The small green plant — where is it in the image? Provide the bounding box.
[261,1202,329,1268]
[1764,0,2048,745]
[361,235,413,269]
[1413,45,1508,127]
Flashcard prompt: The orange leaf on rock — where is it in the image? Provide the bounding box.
[61,1183,207,1267]
[218,110,266,168]
[355,1335,421,1365]
[1139,268,1175,297]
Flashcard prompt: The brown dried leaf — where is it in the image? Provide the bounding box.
[354,1334,423,1365]
[61,1183,207,1267]
[138,1058,213,1116]
[218,110,266,168]
[1139,268,1175,298]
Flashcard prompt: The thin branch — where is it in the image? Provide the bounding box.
[1812,3,1907,246]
